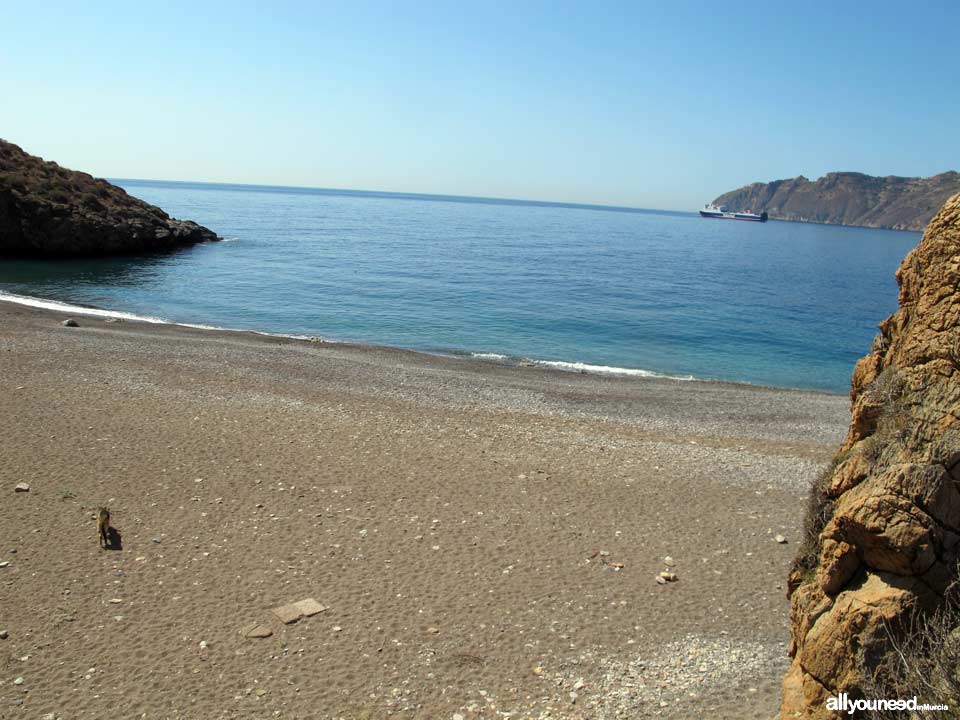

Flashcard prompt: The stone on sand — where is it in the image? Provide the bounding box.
[241,623,273,639]
[62,319,79,327]
[292,598,328,617]
[272,603,303,625]
[14,482,30,492]
[273,598,328,624]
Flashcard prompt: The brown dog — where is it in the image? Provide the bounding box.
[97,507,111,549]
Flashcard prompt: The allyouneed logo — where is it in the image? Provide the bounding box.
[827,693,949,715]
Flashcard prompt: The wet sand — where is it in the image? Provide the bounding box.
[0,302,848,719]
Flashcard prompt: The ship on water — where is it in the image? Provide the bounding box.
[699,204,768,222]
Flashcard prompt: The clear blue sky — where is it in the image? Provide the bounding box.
[3,1,958,210]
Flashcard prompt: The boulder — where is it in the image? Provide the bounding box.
[781,193,960,717]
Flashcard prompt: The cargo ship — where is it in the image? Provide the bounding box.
[699,204,768,222]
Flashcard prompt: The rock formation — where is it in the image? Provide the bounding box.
[0,139,218,257]
[782,192,960,717]
[714,171,960,231]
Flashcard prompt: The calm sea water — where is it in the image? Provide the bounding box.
[0,180,920,393]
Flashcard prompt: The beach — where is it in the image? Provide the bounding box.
[0,301,849,719]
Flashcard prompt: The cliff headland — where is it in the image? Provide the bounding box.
[714,172,960,231]
[0,139,218,257]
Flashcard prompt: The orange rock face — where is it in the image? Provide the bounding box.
[781,193,960,718]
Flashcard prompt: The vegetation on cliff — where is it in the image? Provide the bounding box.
[781,193,960,717]
[0,139,218,257]
[714,172,960,231]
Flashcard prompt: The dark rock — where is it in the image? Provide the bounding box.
[61,318,79,327]
[0,139,219,257]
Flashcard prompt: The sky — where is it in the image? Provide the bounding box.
[3,1,958,211]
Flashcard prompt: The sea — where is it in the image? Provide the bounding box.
[0,180,921,394]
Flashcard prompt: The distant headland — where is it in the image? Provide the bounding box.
[0,139,219,258]
[713,171,960,231]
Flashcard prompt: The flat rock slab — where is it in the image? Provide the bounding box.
[272,598,328,624]
[241,623,273,639]
[272,604,303,625]
[292,598,328,617]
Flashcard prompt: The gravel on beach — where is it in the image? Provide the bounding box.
[0,302,848,719]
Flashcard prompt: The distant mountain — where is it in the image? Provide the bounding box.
[0,139,218,257]
[712,171,960,231]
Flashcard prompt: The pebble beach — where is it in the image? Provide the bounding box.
[0,301,849,719]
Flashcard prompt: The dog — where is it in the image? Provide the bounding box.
[97,507,111,549]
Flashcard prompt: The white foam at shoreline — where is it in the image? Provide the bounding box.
[529,358,696,381]
[0,290,699,382]
[0,290,323,340]
[467,347,698,382]
[0,290,173,324]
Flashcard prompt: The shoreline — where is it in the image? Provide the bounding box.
[0,289,845,397]
[0,300,850,718]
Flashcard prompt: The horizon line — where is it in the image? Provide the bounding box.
[111,177,695,218]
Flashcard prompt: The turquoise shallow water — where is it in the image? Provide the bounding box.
[0,180,920,393]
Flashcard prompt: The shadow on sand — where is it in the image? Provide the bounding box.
[104,526,123,551]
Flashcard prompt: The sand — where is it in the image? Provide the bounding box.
[0,302,849,719]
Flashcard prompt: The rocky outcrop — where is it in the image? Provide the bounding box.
[714,171,960,231]
[0,139,218,257]
[782,193,960,717]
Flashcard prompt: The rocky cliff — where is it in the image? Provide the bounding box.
[714,172,960,231]
[781,193,960,717]
[0,139,218,257]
